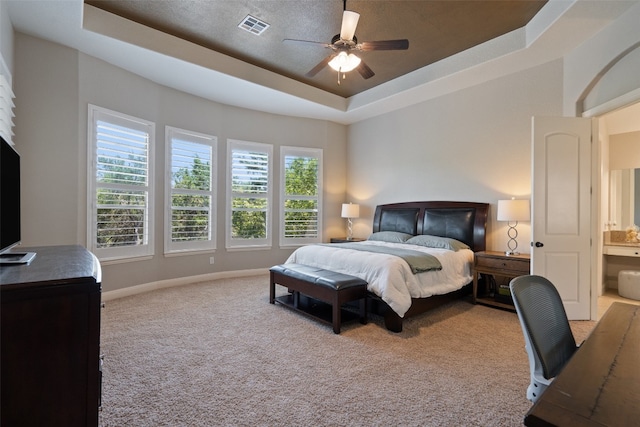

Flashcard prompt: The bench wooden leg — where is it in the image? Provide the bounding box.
[332,306,341,334]
[269,272,275,304]
[332,293,341,334]
[293,291,300,309]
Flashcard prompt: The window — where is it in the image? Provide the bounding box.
[88,105,154,260]
[0,68,15,144]
[165,127,216,254]
[227,139,272,249]
[280,147,323,247]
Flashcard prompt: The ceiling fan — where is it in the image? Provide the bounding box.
[283,0,409,84]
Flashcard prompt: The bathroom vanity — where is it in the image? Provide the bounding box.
[603,231,640,289]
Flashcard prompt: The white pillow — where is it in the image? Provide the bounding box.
[405,235,469,251]
[367,231,414,243]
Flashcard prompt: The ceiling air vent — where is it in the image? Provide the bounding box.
[238,15,269,35]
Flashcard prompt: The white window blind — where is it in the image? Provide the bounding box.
[227,139,272,249]
[165,126,216,254]
[0,64,15,144]
[280,146,323,247]
[88,105,154,260]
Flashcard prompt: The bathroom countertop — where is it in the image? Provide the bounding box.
[604,230,640,247]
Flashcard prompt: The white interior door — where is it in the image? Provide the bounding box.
[531,116,593,320]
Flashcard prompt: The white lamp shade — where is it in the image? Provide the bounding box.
[497,199,530,222]
[341,203,360,218]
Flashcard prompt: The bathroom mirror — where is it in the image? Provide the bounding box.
[609,168,640,229]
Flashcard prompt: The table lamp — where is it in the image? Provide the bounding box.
[497,198,530,255]
[341,203,360,240]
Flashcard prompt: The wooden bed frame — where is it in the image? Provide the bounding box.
[367,201,489,332]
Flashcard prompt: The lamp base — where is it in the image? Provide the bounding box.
[505,221,520,257]
[346,217,354,241]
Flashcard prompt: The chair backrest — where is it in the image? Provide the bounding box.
[510,275,577,379]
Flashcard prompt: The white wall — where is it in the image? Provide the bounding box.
[610,131,640,170]
[347,60,564,252]
[0,0,13,75]
[565,1,640,115]
[14,35,80,246]
[13,33,348,292]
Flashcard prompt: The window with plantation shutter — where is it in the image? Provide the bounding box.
[280,147,323,247]
[227,139,272,249]
[165,127,216,254]
[88,105,154,260]
[0,66,15,144]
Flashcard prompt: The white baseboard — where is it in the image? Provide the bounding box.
[102,268,269,301]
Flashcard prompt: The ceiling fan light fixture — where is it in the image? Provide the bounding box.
[328,51,361,72]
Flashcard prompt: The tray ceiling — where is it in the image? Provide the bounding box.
[84,0,547,98]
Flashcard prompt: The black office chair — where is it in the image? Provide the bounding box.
[509,275,578,403]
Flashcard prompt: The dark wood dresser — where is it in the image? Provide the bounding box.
[0,245,102,427]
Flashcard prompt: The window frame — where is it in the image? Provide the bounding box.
[226,139,273,250]
[279,146,323,248]
[164,126,217,255]
[87,104,155,261]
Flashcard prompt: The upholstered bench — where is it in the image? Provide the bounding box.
[269,263,368,334]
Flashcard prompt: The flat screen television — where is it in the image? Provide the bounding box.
[1,135,36,264]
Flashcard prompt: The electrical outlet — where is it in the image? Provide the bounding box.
[209,256,215,265]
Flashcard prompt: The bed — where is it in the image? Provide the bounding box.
[285,201,489,332]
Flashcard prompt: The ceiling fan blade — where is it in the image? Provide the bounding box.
[357,39,409,51]
[356,60,375,80]
[306,55,334,78]
[340,10,360,41]
[283,38,331,48]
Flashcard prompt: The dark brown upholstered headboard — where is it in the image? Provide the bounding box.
[372,201,489,252]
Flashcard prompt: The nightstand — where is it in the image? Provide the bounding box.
[330,237,365,243]
[472,251,530,311]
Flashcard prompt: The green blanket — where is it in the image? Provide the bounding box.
[323,242,442,274]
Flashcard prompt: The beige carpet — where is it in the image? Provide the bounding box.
[99,275,595,427]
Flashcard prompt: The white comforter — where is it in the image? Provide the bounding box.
[285,240,474,318]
